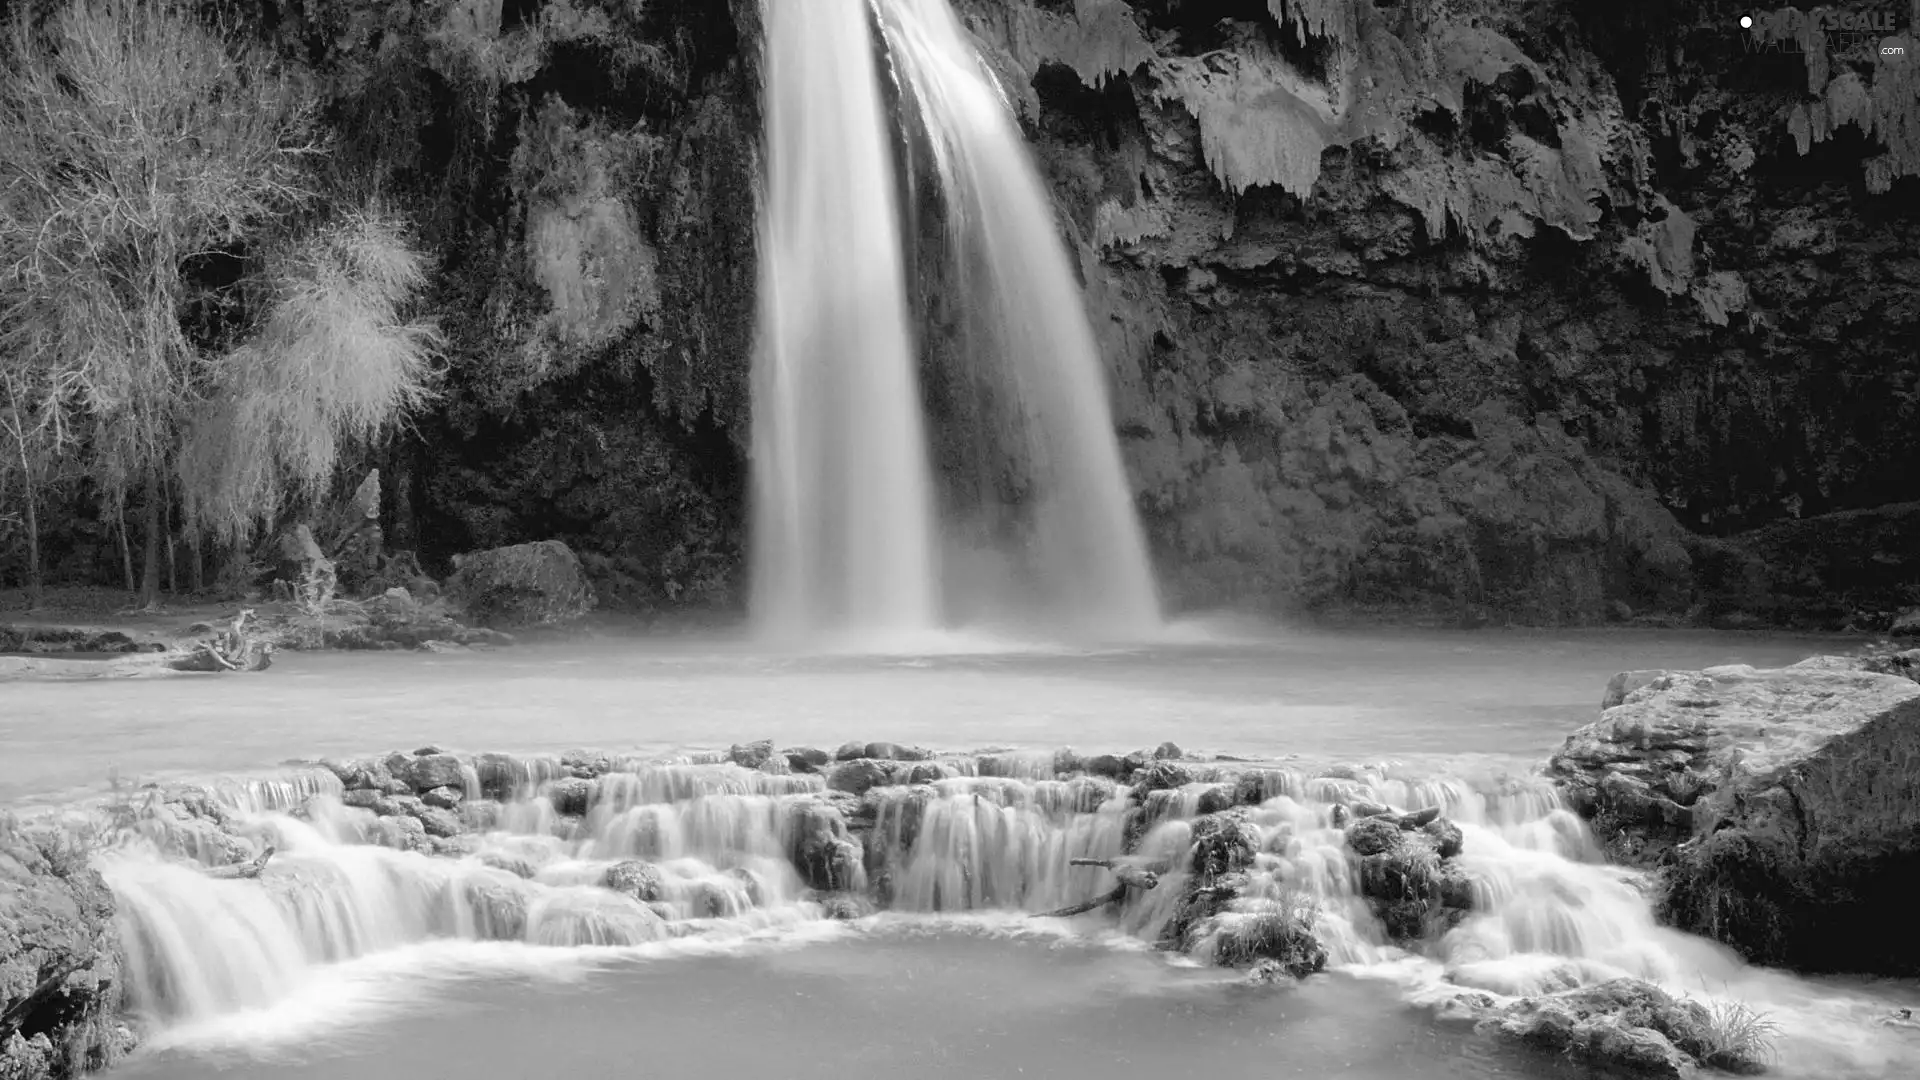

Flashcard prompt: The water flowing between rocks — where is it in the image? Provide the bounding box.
[87,746,1918,1078]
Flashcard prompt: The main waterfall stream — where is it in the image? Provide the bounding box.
[748,0,1159,643]
[5,627,1917,1079]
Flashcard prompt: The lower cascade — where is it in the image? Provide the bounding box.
[67,744,1910,1076]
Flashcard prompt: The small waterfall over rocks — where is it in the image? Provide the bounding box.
[71,737,1850,1080]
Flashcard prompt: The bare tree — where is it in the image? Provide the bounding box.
[0,0,318,608]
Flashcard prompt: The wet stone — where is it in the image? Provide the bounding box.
[421,786,464,810]
[414,807,462,838]
[406,753,466,793]
[863,742,931,761]
[827,760,892,797]
[728,739,775,769]
[545,777,596,816]
[604,860,666,903]
[1345,816,1403,857]
[1424,818,1465,859]
[783,747,831,773]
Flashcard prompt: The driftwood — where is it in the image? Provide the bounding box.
[0,610,272,681]
[204,846,275,879]
[1033,857,1162,919]
[166,608,273,672]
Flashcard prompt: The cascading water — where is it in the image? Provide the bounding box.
[751,0,943,641]
[92,752,1915,1076]
[878,0,1161,634]
[749,0,1161,642]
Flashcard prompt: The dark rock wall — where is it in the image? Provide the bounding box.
[15,0,1912,625]
[964,0,1919,623]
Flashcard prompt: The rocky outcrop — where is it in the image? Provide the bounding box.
[444,541,596,630]
[1343,813,1475,942]
[0,818,131,1080]
[1444,976,1771,1078]
[1691,502,1920,632]
[1549,657,1920,974]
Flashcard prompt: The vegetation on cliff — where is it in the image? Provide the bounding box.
[1,0,1914,625]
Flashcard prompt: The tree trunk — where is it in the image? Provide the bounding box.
[138,472,161,608]
[116,500,135,594]
[189,529,203,593]
[22,486,41,610]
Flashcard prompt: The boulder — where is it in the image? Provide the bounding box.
[445,540,596,630]
[1549,657,1920,974]
[1159,811,1261,952]
[544,778,596,817]
[405,754,466,793]
[1469,977,1769,1079]
[1894,608,1920,637]
[603,860,666,903]
[413,807,462,839]
[1203,906,1328,978]
[1343,814,1474,941]
[272,523,335,598]
[782,747,831,773]
[861,742,931,762]
[826,760,892,798]
[786,797,864,893]
[0,818,131,1079]
[727,740,775,770]
[421,786,464,810]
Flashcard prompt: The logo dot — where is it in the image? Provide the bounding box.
[1740,15,1753,28]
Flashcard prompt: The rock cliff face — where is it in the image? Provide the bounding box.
[1550,657,1920,974]
[955,0,1920,623]
[0,818,129,1080]
[18,0,1912,625]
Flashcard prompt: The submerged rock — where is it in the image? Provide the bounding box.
[1550,657,1920,974]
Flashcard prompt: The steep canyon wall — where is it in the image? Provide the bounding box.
[12,0,1914,627]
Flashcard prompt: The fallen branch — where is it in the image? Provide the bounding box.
[1034,857,1161,919]
[204,846,275,879]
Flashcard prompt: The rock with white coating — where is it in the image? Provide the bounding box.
[1551,656,1920,975]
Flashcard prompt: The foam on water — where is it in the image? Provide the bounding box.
[93,751,1920,1078]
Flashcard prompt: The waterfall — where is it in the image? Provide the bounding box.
[749,0,1161,642]
[751,0,943,641]
[878,0,1161,635]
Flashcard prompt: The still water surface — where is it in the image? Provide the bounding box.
[0,622,1851,804]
